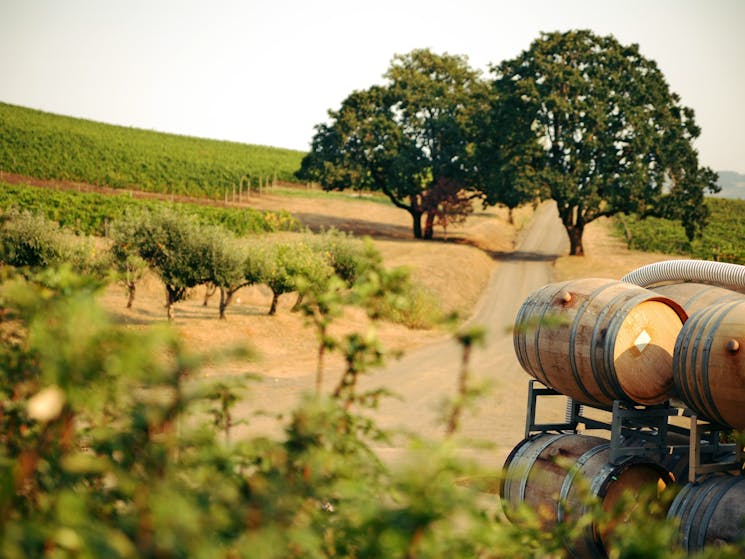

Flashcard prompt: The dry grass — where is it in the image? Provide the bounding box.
[552,216,674,282]
[98,196,532,379]
[98,195,670,382]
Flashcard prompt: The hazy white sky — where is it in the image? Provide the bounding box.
[1,0,743,172]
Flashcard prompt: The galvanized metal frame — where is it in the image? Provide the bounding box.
[523,379,744,476]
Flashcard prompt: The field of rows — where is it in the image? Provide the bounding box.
[615,197,745,265]
[0,102,305,198]
[0,181,299,236]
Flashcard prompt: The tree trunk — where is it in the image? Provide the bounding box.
[165,285,184,321]
[268,292,279,315]
[291,293,304,312]
[203,283,217,306]
[410,210,423,239]
[566,225,585,256]
[618,214,633,248]
[423,212,435,240]
[126,282,136,309]
[218,287,234,320]
[558,203,586,256]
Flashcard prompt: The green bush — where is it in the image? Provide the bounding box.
[312,229,383,286]
[0,208,100,275]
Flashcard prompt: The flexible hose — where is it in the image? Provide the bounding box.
[621,260,745,292]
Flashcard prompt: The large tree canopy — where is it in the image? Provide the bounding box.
[297,49,488,239]
[489,30,719,255]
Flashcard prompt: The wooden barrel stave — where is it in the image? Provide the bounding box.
[513,278,686,407]
[667,474,745,551]
[673,300,745,430]
[513,281,567,388]
[502,433,673,559]
[652,282,744,316]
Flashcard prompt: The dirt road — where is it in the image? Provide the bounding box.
[361,201,569,467]
[237,201,569,468]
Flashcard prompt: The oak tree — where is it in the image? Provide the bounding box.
[298,49,487,239]
[489,30,719,255]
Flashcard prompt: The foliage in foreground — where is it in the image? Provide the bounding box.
[0,266,533,558]
[1,266,742,558]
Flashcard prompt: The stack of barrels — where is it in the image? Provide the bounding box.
[503,277,745,558]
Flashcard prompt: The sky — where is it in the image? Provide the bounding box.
[1,0,744,173]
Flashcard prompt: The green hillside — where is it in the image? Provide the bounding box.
[0,102,306,199]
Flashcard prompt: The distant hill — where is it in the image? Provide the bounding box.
[713,170,745,199]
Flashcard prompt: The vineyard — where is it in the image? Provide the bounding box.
[2,100,744,556]
[0,181,299,236]
[0,102,305,198]
[614,197,745,265]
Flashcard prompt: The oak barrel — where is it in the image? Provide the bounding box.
[672,300,745,430]
[667,474,745,552]
[501,433,673,559]
[513,278,687,407]
[651,282,744,315]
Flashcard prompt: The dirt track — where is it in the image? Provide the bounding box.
[234,201,570,468]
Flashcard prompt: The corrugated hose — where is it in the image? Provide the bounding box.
[621,259,745,293]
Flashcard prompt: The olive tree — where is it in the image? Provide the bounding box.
[312,229,382,287]
[487,30,719,256]
[198,226,255,320]
[121,209,210,320]
[0,209,73,270]
[257,239,333,315]
[109,214,148,308]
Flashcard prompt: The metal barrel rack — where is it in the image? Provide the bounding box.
[523,379,744,483]
[510,269,745,555]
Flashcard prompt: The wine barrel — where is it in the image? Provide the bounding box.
[513,278,687,407]
[672,300,745,430]
[501,433,673,559]
[651,282,744,315]
[667,474,745,552]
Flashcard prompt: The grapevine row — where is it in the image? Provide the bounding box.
[0,181,300,236]
[614,198,745,265]
[0,102,305,199]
